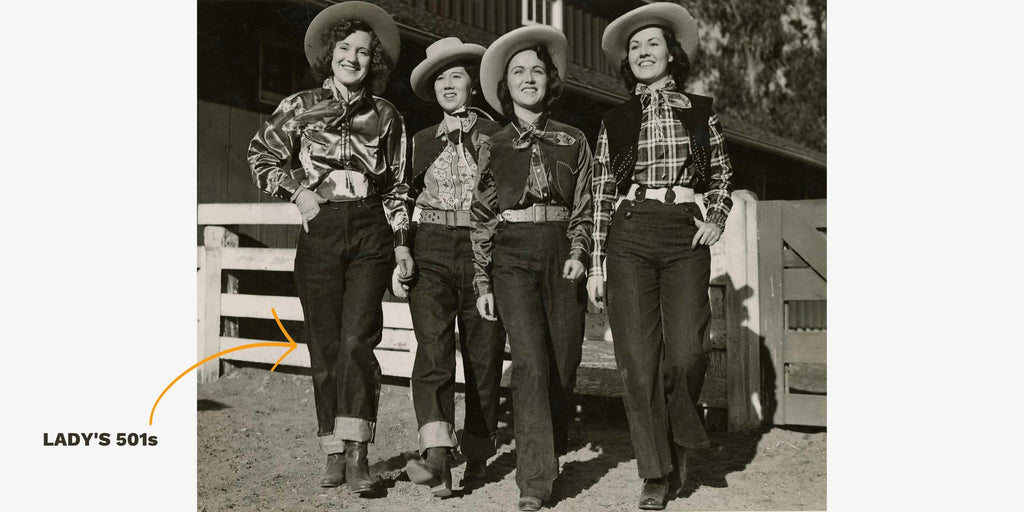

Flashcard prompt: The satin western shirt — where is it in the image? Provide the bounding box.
[248,78,410,247]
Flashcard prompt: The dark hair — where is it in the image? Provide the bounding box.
[312,19,394,95]
[618,25,690,94]
[435,60,481,106]
[496,44,564,120]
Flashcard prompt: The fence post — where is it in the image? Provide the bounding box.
[757,202,786,425]
[725,190,762,431]
[199,226,239,383]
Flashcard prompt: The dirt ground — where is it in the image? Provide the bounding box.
[198,366,825,511]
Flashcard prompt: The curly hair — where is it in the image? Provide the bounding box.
[496,44,564,120]
[311,19,394,95]
[435,60,481,106]
[618,25,690,94]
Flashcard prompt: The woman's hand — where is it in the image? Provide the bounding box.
[691,218,722,248]
[294,189,328,233]
[562,259,585,281]
[586,276,605,311]
[394,246,415,279]
[390,266,410,299]
[476,294,498,321]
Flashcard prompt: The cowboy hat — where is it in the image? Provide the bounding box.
[601,2,698,64]
[479,25,567,114]
[304,1,401,68]
[409,37,486,102]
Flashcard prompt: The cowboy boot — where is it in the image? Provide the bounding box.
[344,441,375,495]
[319,452,345,487]
[638,476,669,510]
[405,447,452,497]
[462,457,487,483]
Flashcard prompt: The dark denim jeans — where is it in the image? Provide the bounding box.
[605,200,712,479]
[294,200,394,454]
[492,222,586,500]
[408,223,506,459]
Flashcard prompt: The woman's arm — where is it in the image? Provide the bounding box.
[567,133,594,265]
[380,107,411,248]
[701,111,734,232]
[247,94,306,201]
[469,142,499,298]
[588,123,614,279]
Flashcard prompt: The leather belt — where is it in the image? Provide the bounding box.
[626,183,695,204]
[413,207,472,228]
[500,204,570,223]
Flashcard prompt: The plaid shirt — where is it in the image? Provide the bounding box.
[590,81,734,279]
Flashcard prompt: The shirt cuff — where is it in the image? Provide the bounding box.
[474,279,492,297]
[588,266,604,279]
[569,247,589,266]
[705,210,728,233]
[393,228,410,248]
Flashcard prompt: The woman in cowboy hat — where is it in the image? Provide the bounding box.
[587,3,735,510]
[399,37,506,498]
[247,1,412,496]
[471,24,593,512]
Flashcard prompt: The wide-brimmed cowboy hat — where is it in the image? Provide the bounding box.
[409,37,486,102]
[304,1,401,68]
[601,2,698,64]
[480,25,567,114]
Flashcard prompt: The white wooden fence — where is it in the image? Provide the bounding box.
[197,191,771,430]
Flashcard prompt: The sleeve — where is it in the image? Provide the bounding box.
[470,141,500,297]
[588,123,616,279]
[247,94,306,202]
[380,107,411,247]
[702,111,734,232]
[567,133,594,265]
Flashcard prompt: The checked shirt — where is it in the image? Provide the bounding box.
[590,80,734,279]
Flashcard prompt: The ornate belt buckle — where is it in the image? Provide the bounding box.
[635,186,647,201]
[533,204,547,223]
[444,210,456,229]
[664,188,676,204]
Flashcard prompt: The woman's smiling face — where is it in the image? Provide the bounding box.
[332,30,372,88]
[505,49,547,111]
[434,65,473,113]
[628,26,672,85]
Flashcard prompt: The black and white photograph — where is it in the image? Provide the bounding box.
[14,0,1024,510]
[196,1,826,510]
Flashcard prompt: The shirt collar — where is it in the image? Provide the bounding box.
[435,110,479,139]
[323,77,375,113]
[513,111,549,134]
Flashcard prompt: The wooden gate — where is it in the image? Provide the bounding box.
[757,200,826,427]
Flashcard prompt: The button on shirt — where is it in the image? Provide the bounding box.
[248,77,410,246]
[590,80,734,279]
[416,111,480,211]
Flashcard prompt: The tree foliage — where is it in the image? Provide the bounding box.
[686,0,826,152]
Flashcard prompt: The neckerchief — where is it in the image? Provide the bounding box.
[288,79,367,131]
[511,118,576,198]
[636,80,691,111]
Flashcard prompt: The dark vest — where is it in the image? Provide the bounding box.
[603,92,714,194]
[409,115,502,200]
[485,118,586,212]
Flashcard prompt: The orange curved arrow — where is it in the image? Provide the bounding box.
[149,308,298,425]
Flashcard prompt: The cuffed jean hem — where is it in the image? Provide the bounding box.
[317,416,375,453]
[460,430,498,460]
[418,420,458,454]
[317,433,347,454]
